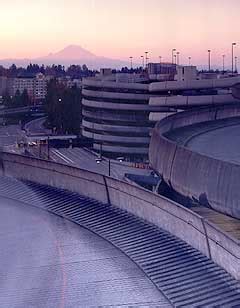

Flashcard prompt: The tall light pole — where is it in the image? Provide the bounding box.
[129,56,133,70]
[145,51,148,69]
[159,56,162,64]
[232,43,236,74]
[188,56,191,65]
[235,56,238,73]
[222,55,225,73]
[174,55,177,65]
[208,49,211,71]
[141,55,144,69]
[172,49,176,64]
[176,52,180,65]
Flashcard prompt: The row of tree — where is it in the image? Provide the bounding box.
[2,90,31,108]
[44,79,82,135]
[0,64,98,78]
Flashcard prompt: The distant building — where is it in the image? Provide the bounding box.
[82,69,240,161]
[147,62,177,81]
[175,66,197,81]
[10,73,47,102]
[0,76,7,95]
[56,76,82,88]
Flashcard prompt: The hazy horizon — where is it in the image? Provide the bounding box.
[1,0,239,67]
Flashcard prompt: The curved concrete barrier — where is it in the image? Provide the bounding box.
[0,152,239,280]
[149,76,240,92]
[82,89,150,101]
[82,77,149,91]
[149,104,240,219]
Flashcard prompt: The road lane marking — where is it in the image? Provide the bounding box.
[52,150,74,164]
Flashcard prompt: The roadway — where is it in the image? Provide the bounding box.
[0,124,24,147]
[0,193,169,307]
[24,117,51,136]
[50,147,151,179]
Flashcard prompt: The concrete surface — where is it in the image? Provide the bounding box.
[1,176,239,307]
[149,104,240,220]
[0,195,169,307]
[0,152,239,280]
[186,123,240,164]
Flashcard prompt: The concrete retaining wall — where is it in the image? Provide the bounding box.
[0,152,239,279]
[149,104,240,219]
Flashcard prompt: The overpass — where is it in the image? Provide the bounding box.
[0,152,240,306]
[0,105,44,116]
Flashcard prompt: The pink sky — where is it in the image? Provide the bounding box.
[0,0,240,65]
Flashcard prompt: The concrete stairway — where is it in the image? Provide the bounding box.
[0,176,240,307]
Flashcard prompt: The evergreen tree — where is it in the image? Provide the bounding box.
[21,89,31,106]
[12,90,22,107]
[2,92,12,107]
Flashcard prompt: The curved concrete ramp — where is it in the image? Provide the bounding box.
[1,176,240,307]
[149,104,240,219]
[0,183,170,307]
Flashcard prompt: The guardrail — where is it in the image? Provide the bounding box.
[0,152,239,280]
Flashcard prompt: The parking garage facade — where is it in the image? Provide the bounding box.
[82,76,156,161]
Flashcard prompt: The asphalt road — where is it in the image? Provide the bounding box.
[0,194,170,307]
[51,147,151,179]
[186,124,240,165]
[24,117,51,136]
[0,124,24,147]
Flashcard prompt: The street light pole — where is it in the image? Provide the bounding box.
[145,51,148,69]
[47,136,50,160]
[172,49,176,64]
[232,43,236,74]
[176,52,180,65]
[130,56,133,70]
[159,56,162,64]
[188,57,191,65]
[141,56,144,69]
[174,55,177,65]
[235,56,238,73]
[222,55,225,73]
[108,159,111,177]
[208,50,211,71]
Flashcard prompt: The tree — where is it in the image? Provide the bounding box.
[21,89,31,106]
[12,90,22,107]
[2,92,12,107]
[44,80,82,135]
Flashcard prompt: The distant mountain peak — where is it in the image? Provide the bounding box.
[0,45,131,69]
[43,45,96,60]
